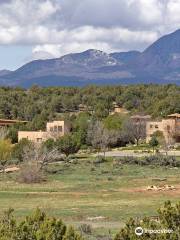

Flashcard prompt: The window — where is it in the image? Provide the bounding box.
[37,138,42,142]
[167,125,170,132]
[54,126,58,132]
[58,126,62,132]
[150,124,153,128]
[155,125,159,129]
[50,127,53,132]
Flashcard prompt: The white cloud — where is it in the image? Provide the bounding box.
[31,27,158,58]
[166,0,180,25]
[0,0,180,60]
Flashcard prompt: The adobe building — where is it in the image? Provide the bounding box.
[146,113,180,145]
[78,104,93,114]
[110,102,129,115]
[0,119,27,127]
[130,114,152,123]
[18,120,69,143]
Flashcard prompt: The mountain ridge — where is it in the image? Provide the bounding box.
[1,29,180,87]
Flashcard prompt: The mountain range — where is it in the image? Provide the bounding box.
[1,29,180,87]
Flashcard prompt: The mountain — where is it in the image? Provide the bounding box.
[110,51,141,64]
[129,29,180,82]
[0,49,133,87]
[1,29,180,87]
[0,69,12,76]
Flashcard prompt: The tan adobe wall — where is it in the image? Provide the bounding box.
[18,131,48,143]
[18,120,69,143]
[110,107,129,115]
[114,107,129,114]
[146,119,176,144]
[46,121,68,137]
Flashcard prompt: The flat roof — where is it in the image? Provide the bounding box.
[167,113,180,118]
[131,115,151,119]
[0,119,28,123]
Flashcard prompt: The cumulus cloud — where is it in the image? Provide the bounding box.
[0,0,180,60]
[31,27,158,58]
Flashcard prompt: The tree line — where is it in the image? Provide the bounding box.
[1,84,179,145]
[0,84,179,123]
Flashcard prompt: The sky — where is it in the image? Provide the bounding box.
[0,0,180,70]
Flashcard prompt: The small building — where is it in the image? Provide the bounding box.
[18,120,69,143]
[130,114,152,123]
[0,119,27,127]
[146,113,180,145]
[110,102,129,115]
[78,104,93,114]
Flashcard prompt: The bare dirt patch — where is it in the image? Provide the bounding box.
[118,185,180,197]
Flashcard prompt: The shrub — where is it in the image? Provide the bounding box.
[43,138,56,151]
[118,155,180,167]
[94,156,107,164]
[114,201,180,240]
[12,138,32,162]
[0,208,83,240]
[149,136,159,151]
[143,155,180,167]
[0,139,13,170]
[6,126,18,143]
[18,162,44,183]
[56,134,80,157]
[79,224,92,235]
[107,176,114,181]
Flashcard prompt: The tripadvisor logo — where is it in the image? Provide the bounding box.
[135,227,144,236]
[135,227,173,236]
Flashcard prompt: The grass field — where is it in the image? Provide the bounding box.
[0,156,179,238]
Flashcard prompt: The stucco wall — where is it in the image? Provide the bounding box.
[146,119,177,144]
[18,120,69,143]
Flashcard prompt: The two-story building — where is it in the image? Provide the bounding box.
[146,113,180,145]
[18,120,69,143]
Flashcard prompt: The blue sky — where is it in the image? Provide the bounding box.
[0,0,180,70]
[0,45,32,70]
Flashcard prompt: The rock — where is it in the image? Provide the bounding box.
[0,167,20,173]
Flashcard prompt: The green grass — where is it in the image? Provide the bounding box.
[0,157,179,237]
[118,143,153,151]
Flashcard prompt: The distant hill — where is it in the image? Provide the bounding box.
[0,69,12,76]
[129,29,180,81]
[110,51,141,64]
[1,29,180,87]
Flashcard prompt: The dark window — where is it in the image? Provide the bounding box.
[37,138,42,142]
[167,125,170,132]
[54,126,58,132]
[58,126,62,132]
[155,125,159,128]
[150,124,153,128]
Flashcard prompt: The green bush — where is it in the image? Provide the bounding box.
[43,138,56,151]
[56,134,80,157]
[94,156,107,164]
[0,139,13,170]
[118,155,180,167]
[114,201,180,240]
[12,138,32,162]
[79,224,92,235]
[0,208,83,240]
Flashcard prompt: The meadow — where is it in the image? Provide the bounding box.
[0,156,179,238]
